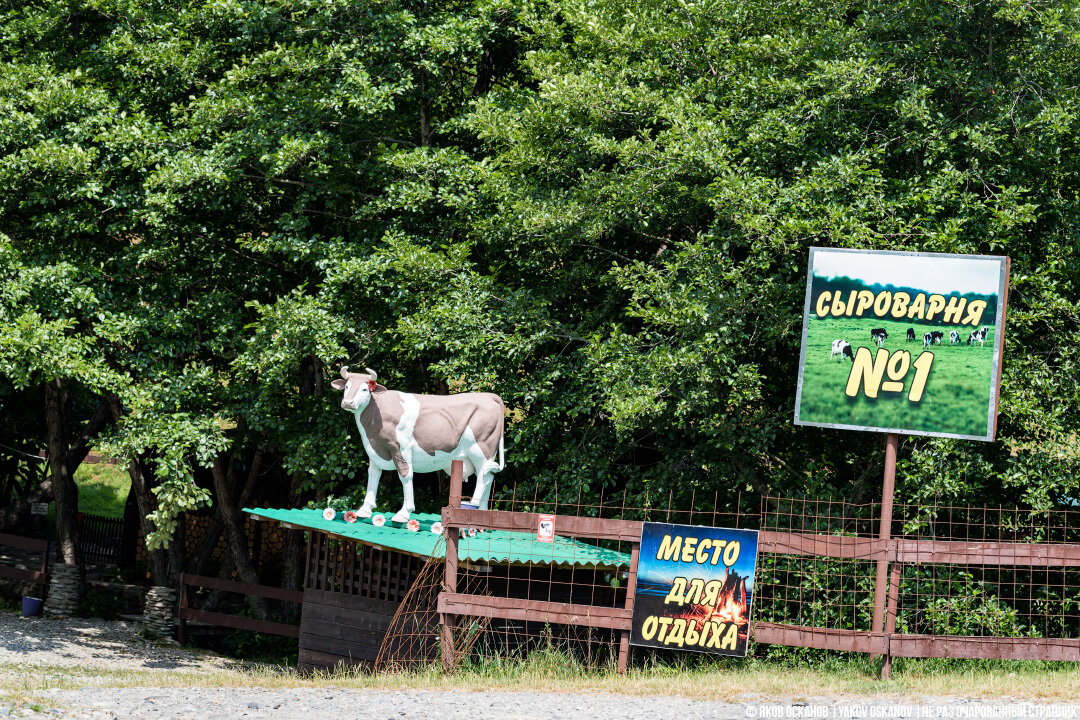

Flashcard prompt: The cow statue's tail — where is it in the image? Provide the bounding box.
[496,396,506,470]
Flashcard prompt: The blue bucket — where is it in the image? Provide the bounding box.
[21,597,43,617]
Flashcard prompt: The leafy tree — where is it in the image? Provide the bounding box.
[374,0,1080,513]
[2,0,1079,604]
[0,0,524,595]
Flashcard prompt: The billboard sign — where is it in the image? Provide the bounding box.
[794,248,1010,441]
[630,522,759,656]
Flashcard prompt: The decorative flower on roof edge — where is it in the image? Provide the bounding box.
[406,518,420,532]
[372,514,386,527]
[344,510,358,524]
[322,507,336,521]
[430,521,443,535]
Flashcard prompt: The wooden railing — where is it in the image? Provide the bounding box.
[438,461,642,674]
[439,488,1080,671]
[753,530,1080,664]
[177,573,303,644]
[0,533,50,596]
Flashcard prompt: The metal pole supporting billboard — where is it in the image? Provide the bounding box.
[872,432,898,678]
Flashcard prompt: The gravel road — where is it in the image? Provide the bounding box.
[1,612,1078,720]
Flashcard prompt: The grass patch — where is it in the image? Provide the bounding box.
[74,462,129,518]
[2,654,1079,703]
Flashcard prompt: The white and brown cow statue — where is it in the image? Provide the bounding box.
[331,366,505,522]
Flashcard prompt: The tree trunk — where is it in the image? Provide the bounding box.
[108,394,175,585]
[44,380,78,565]
[282,356,320,591]
[130,455,174,584]
[211,454,270,619]
[188,512,224,577]
[168,512,186,584]
[188,446,262,577]
[417,0,433,150]
[419,80,433,147]
[120,484,139,568]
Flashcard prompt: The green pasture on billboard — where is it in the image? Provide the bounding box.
[794,248,1009,441]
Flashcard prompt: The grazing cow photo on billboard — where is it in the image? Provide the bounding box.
[794,248,1010,441]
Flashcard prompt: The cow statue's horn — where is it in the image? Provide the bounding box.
[365,368,377,381]
[340,366,350,379]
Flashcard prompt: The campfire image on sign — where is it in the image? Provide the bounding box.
[679,567,749,626]
[630,523,759,656]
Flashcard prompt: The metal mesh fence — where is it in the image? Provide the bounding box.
[371,486,1080,670]
[755,496,1080,649]
[891,503,1080,641]
[437,483,758,669]
[755,496,881,634]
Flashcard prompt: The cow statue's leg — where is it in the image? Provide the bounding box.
[357,463,382,518]
[472,470,496,511]
[467,448,495,510]
[392,456,417,523]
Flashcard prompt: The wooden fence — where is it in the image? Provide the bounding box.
[177,573,302,644]
[439,471,1080,675]
[755,527,1080,670]
[0,533,49,597]
[438,461,642,673]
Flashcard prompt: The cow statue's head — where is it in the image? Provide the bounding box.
[331,366,386,411]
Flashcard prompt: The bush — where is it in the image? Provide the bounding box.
[78,587,123,620]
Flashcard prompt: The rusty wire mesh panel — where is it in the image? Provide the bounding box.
[374,554,444,670]
[455,563,625,668]
[374,546,494,670]
[892,503,1080,642]
[440,487,1080,665]
[755,496,880,632]
[754,495,1080,659]
[449,483,759,668]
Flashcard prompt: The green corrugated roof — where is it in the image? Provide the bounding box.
[244,507,630,570]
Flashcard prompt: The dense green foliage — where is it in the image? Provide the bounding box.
[1,0,1079,549]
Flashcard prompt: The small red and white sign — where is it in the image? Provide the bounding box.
[537,514,555,543]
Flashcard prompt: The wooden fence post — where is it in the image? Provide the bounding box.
[882,561,902,679]
[178,573,188,646]
[441,460,463,671]
[617,542,639,674]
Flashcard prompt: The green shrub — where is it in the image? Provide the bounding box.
[219,630,299,667]
[78,587,123,620]
[921,573,1028,637]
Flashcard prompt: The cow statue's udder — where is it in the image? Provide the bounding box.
[330,366,506,522]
